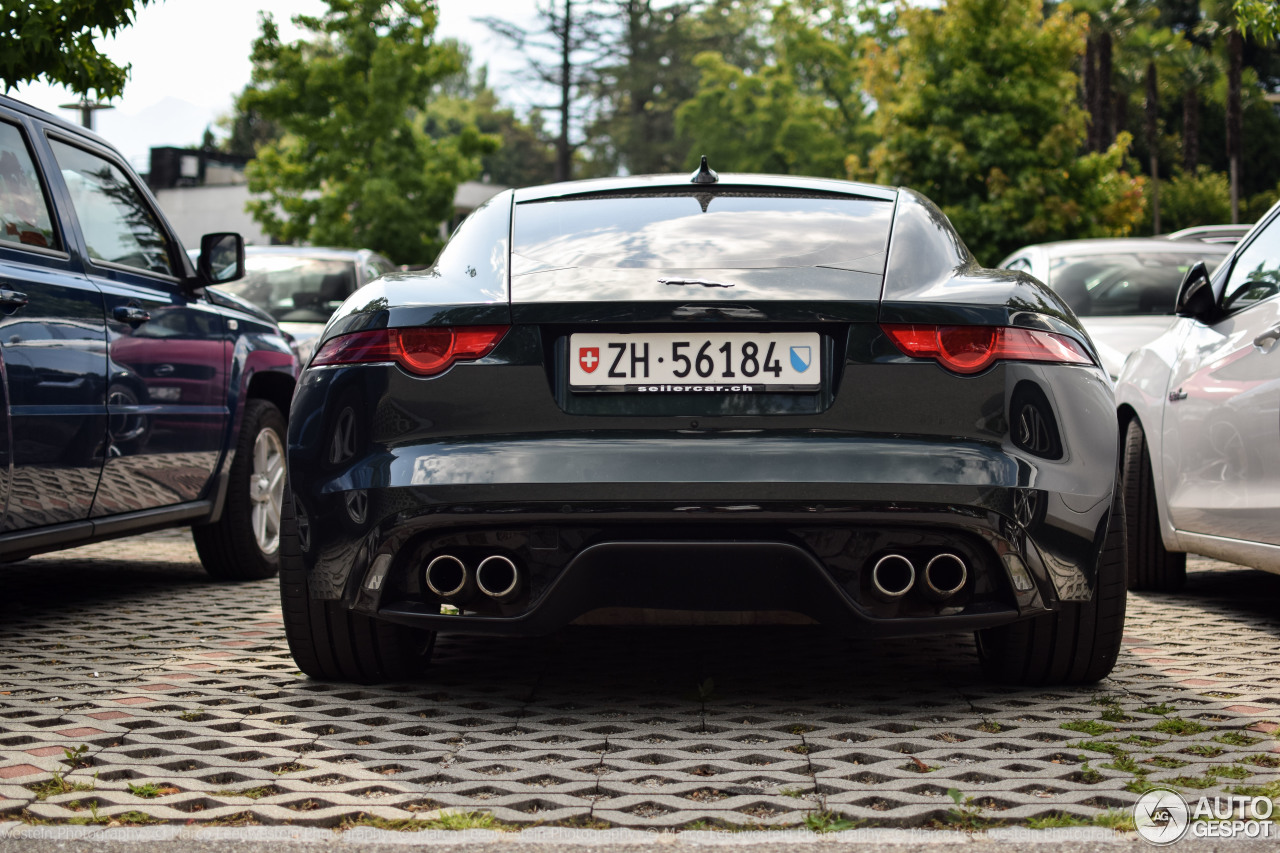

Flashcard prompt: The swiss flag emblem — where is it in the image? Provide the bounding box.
[579,347,600,373]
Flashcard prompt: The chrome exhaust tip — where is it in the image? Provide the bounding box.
[923,553,968,600]
[871,554,915,600]
[475,554,522,603]
[424,554,473,603]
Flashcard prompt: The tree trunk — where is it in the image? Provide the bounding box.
[557,0,574,182]
[1098,30,1114,148]
[1146,61,1159,235]
[1226,28,1242,223]
[1182,85,1199,172]
[1084,35,1100,152]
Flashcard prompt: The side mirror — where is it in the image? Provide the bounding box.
[197,233,245,285]
[1174,261,1218,322]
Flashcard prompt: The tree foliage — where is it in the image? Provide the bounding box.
[676,0,869,176]
[1232,0,1280,42]
[0,0,152,99]
[425,53,557,188]
[241,0,494,265]
[865,0,1145,263]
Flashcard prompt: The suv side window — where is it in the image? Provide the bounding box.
[47,138,174,277]
[1222,217,1280,312]
[0,121,59,251]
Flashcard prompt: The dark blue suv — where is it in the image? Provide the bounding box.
[0,95,297,578]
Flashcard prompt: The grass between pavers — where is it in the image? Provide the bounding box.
[5,804,1148,834]
[25,773,94,801]
[339,810,516,832]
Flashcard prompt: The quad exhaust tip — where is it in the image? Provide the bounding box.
[924,553,968,599]
[424,554,473,603]
[476,555,522,603]
[871,553,915,600]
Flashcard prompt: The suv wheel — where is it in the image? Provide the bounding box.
[194,398,286,580]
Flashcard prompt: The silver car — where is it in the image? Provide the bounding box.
[214,247,396,361]
[999,239,1232,378]
[1114,203,1280,589]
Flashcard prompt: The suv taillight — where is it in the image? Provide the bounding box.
[881,324,1092,375]
[312,326,509,376]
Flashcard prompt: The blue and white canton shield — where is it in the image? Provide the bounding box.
[790,345,812,373]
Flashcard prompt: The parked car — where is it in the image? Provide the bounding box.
[1115,201,1280,591]
[998,239,1232,378]
[282,166,1126,686]
[0,95,297,578]
[213,247,395,362]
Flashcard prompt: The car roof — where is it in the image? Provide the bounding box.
[0,94,115,148]
[1162,224,1252,243]
[1016,238,1233,258]
[513,172,899,203]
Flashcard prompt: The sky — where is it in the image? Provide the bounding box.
[11,0,539,171]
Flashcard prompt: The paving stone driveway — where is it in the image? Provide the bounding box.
[0,531,1278,831]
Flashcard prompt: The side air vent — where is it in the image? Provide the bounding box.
[1010,381,1063,460]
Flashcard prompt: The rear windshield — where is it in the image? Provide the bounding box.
[1047,251,1227,316]
[513,192,893,271]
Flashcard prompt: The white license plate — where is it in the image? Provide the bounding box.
[569,332,821,392]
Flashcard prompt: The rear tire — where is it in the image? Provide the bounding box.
[1121,418,1186,591]
[279,486,434,683]
[975,486,1127,685]
[194,399,287,580]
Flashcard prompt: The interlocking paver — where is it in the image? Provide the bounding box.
[0,530,1277,830]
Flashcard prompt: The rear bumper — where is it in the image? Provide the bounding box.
[288,485,1112,639]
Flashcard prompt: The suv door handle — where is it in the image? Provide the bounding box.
[0,288,29,312]
[113,305,151,326]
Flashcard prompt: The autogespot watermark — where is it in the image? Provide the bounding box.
[1134,787,1275,844]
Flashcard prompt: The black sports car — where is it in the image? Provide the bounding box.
[282,165,1125,685]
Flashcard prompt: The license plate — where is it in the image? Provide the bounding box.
[569,332,821,392]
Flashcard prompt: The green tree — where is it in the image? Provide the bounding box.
[675,0,868,177]
[866,0,1146,264]
[0,0,152,98]
[1149,165,1231,230]
[581,0,770,177]
[217,87,283,159]
[479,0,610,181]
[426,56,557,188]
[241,0,494,265]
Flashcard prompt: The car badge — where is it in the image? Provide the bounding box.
[579,347,600,373]
[659,277,734,288]
[790,346,811,372]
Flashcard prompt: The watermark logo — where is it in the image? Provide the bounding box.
[1134,789,1275,844]
[1135,788,1189,845]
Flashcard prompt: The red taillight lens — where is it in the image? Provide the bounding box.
[880,324,1092,375]
[312,326,509,376]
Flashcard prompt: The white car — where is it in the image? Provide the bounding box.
[214,247,396,362]
[1114,203,1280,590]
[999,239,1232,378]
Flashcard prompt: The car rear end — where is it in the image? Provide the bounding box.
[286,176,1117,650]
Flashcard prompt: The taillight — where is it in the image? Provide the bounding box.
[880,324,1092,375]
[312,326,509,376]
